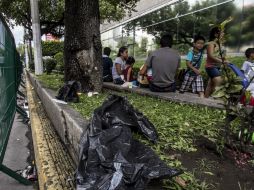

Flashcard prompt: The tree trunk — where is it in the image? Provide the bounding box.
[64,0,103,92]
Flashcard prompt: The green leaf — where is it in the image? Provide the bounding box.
[212,88,226,98]
[227,84,243,94]
[214,86,225,91]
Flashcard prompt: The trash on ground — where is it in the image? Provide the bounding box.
[121,82,138,88]
[52,98,68,104]
[76,95,182,190]
[16,165,38,181]
[87,92,99,97]
[56,81,81,103]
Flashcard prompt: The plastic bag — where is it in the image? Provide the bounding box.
[137,75,149,88]
[55,81,81,103]
[76,95,181,190]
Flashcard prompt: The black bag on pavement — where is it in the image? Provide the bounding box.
[55,81,81,103]
[76,95,182,190]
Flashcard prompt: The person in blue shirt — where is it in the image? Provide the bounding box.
[102,47,113,82]
[179,35,206,97]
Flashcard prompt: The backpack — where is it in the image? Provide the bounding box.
[138,74,149,88]
[56,81,81,103]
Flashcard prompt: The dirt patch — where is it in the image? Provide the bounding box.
[177,137,254,190]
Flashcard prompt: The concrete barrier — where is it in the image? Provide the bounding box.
[27,72,89,165]
[103,82,225,109]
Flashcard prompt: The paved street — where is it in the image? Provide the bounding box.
[0,113,36,190]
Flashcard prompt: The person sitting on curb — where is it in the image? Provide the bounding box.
[179,35,206,98]
[112,46,128,85]
[140,34,181,92]
[102,47,113,82]
[123,56,136,82]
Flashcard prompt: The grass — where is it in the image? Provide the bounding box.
[37,73,64,90]
[36,56,246,189]
[37,73,227,189]
[36,73,225,152]
[35,55,246,189]
[72,92,225,151]
[73,92,226,189]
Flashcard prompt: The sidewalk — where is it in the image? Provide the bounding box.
[0,113,35,190]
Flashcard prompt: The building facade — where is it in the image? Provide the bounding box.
[101,0,254,60]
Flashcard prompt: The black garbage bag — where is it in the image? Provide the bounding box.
[76,95,182,190]
[55,81,81,103]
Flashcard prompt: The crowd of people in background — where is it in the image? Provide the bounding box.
[102,26,254,99]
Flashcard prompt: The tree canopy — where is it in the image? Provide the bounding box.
[0,0,140,37]
[124,0,252,49]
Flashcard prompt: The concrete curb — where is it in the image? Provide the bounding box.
[26,76,63,189]
[27,71,89,166]
[103,82,225,109]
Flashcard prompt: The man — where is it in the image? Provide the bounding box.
[102,47,113,82]
[140,34,181,92]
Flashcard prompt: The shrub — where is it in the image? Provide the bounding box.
[42,41,64,56]
[43,58,57,74]
[54,52,64,73]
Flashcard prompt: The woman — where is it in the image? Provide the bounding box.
[205,27,229,98]
[112,46,128,84]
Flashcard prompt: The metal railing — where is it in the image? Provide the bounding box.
[0,13,31,185]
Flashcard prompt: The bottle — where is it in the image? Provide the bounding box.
[128,82,132,89]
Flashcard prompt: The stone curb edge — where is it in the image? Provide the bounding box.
[26,75,63,189]
[103,82,225,109]
[26,71,89,166]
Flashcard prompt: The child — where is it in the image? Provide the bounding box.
[112,46,128,85]
[204,27,229,98]
[102,47,113,82]
[123,56,136,82]
[241,48,254,96]
[179,35,206,97]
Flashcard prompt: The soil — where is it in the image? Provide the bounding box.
[177,137,254,190]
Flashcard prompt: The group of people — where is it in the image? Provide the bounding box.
[102,34,180,92]
[102,26,254,99]
[102,46,136,84]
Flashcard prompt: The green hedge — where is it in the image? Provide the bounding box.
[54,52,64,73]
[43,58,57,74]
[42,41,64,56]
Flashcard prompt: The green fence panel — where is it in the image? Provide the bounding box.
[0,14,31,185]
